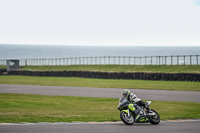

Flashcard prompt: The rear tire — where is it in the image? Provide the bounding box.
[149,109,160,125]
[120,111,134,125]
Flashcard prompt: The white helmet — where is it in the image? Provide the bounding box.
[121,89,131,98]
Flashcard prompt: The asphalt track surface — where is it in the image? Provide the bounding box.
[0,84,200,133]
[0,84,200,102]
[0,120,200,133]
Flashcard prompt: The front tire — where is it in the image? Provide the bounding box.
[149,109,160,125]
[120,111,134,125]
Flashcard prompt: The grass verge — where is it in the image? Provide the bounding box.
[0,65,6,69]
[0,75,200,91]
[20,65,200,73]
[0,93,199,123]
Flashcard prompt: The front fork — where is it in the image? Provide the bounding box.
[128,109,130,117]
[121,109,132,117]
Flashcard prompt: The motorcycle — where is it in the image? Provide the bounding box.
[117,98,160,125]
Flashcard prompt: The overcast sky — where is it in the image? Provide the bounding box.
[0,0,200,46]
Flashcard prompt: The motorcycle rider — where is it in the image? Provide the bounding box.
[120,89,149,122]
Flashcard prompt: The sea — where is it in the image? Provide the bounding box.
[1,44,200,59]
[0,44,200,65]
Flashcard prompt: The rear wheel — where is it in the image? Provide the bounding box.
[120,111,134,125]
[149,109,160,125]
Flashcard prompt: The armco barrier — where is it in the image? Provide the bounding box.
[6,70,200,82]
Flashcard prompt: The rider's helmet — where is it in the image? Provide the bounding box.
[122,89,131,98]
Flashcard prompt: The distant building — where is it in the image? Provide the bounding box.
[6,60,20,71]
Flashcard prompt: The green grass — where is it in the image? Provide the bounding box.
[0,93,199,123]
[0,75,200,91]
[21,65,200,73]
[1,65,199,123]
[0,65,6,69]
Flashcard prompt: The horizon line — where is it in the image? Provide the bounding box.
[0,43,199,47]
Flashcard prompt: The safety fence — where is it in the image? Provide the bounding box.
[0,55,199,66]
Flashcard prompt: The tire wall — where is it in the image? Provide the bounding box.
[7,70,200,82]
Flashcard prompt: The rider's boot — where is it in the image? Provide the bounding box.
[144,102,150,111]
[145,104,150,111]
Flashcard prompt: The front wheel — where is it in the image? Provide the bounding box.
[149,109,160,125]
[120,111,134,125]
